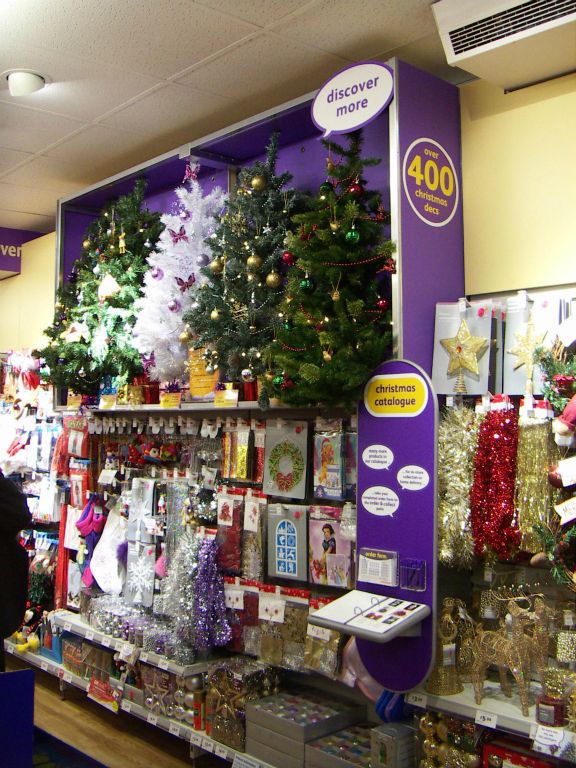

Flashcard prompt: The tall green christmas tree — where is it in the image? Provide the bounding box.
[264,130,395,408]
[36,178,164,394]
[182,132,301,386]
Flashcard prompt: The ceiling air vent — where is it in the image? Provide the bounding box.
[432,0,576,90]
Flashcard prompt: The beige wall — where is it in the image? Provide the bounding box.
[460,72,576,296]
[0,232,56,352]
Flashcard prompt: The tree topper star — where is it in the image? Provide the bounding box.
[508,320,546,375]
[440,319,488,377]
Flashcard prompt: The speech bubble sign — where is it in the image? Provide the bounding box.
[397,465,430,491]
[361,486,399,517]
[362,444,393,470]
[312,61,394,138]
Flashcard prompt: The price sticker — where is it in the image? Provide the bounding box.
[101,635,112,648]
[63,672,73,684]
[215,745,229,759]
[475,710,497,729]
[232,754,261,768]
[140,652,149,663]
[169,722,181,737]
[406,691,427,708]
[201,738,214,753]
[190,732,203,747]
[63,621,72,632]
[402,137,459,228]
[158,658,170,670]
[40,661,49,672]
[121,700,132,713]
[483,566,494,584]
[147,713,158,726]
[85,629,95,641]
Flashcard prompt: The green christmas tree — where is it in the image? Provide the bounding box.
[182,132,301,387]
[264,130,395,408]
[36,178,164,394]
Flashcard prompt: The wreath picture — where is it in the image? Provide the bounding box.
[268,440,305,493]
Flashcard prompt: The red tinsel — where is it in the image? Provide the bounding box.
[469,409,520,560]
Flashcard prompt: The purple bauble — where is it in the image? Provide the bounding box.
[197,254,209,267]
[168,298,181,313]
[151,267,164,280]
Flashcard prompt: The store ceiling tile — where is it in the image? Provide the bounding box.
[176,33,348,103]
[0,209,53,234]
[0,156,95,191]
[0,181,75,217]
[99,82,236,140]
[0,102,84,155]
[271,0,435,60]
[193,0,319,26]
[1,0,260,79]
[0,147,34,176]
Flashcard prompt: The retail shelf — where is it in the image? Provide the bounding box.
[407,680,541,737]
[3,639,89,692]
[53,611,206,678]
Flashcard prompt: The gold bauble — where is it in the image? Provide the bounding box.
[265,371,274,382]
[82,239,90,249]
[210,308,220,320]
[251,174,267,191]
[331,289,340,301]
[322,350,332,362]
[208,258,223,274]
[246,254,263,271]
[179,329,191,343]
[265,271,281,288]
[330,220,341,232]
[326,159,336,174]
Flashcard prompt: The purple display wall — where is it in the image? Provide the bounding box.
[393,60,464,374]
[356,359,437,691]
[0,227,41,279]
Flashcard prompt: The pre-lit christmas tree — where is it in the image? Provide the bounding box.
[264,130,395,408]
[36,179,164,394]
[182,132,300,386]
[132,171,226,382]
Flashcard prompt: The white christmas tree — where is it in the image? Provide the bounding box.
[133,170,226,381]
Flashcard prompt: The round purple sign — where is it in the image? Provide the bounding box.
[402,137,459,228]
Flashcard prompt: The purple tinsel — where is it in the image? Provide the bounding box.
[116,539,129,568]
[192,539,231,652]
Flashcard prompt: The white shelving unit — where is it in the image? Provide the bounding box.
[4,638,89,693]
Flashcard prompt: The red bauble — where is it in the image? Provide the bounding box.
[548,465,563,488]
[347,182,363,196]
[376,298,389,311]
[281,251,295,266]
[281,378,295,389]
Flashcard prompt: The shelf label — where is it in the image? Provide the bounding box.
[63,672,73,684]
[40,661,49,672]
[168,722,181,737]
[158,658,170,670]
[85,629,95,641]
[190,732,203,747]
[121,700,132,713]
[475,710,497,729]
[201,738,214,753]
[147,713,158,726]
[232,754,262,768]
[101,636,112,648]
[215,745,229,759]
[63,621,72,632]
[534,725,565,748]
[139,652,149,663]
[402,137,459,228]
[406,691,427,708]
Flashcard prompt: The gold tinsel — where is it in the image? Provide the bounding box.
[438,405,484,569]
[514,418,558,553]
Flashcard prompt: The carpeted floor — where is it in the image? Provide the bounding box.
[33,729,106,768]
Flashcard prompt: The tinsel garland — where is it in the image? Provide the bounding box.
[162,531,201,648]
[515,418,558,553]
[193,538,231,652]
[470,409,520,560]
[437,405,484,569]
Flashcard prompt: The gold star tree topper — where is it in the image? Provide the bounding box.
[440,318,488,393]
[507,319,546,397]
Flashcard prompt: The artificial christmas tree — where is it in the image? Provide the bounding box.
[264,130,395,408]
[182,132,300,389]
[36,178,164,395]
[132,170,226,382]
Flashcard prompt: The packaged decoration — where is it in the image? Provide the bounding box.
[242,488,267,580]
[263,420,308,499]
[216,485,244,574]
[62,414,90,459]
[344,424,358,501]
[304,597,343,678]
[252,419,266,484]
[306,724,375,768]
[308,506,353,588]
[267,503,308,581]
[313,418,345,500]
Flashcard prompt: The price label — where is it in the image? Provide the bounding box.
[534,725,565,748]
[101,636,112,648]
[406,691,427,708]
[475,710,497,729]
[201,738,214,753]
[402,137,459,228]
[232,754,261,768]
[63,672,73,684]
[215,745,229,759]
[158,658,170,670]
[168,722,181,737]
[121,700,132,713]
[140,652,149,663]
[85,629,95,641]
[483,566,494,584]
[63,621,72,632]
[190,732,203,747]
[40,661,49,672]
[147,713,158,726]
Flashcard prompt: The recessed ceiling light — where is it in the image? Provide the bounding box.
[3,70,46,97]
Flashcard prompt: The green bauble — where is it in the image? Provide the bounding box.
[299,277,315,292]
[345,227,360,243]
[319,181,333,200]
[273,374,284,387]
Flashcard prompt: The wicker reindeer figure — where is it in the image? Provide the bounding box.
[526,597,553,680]
[471,599,534,716]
